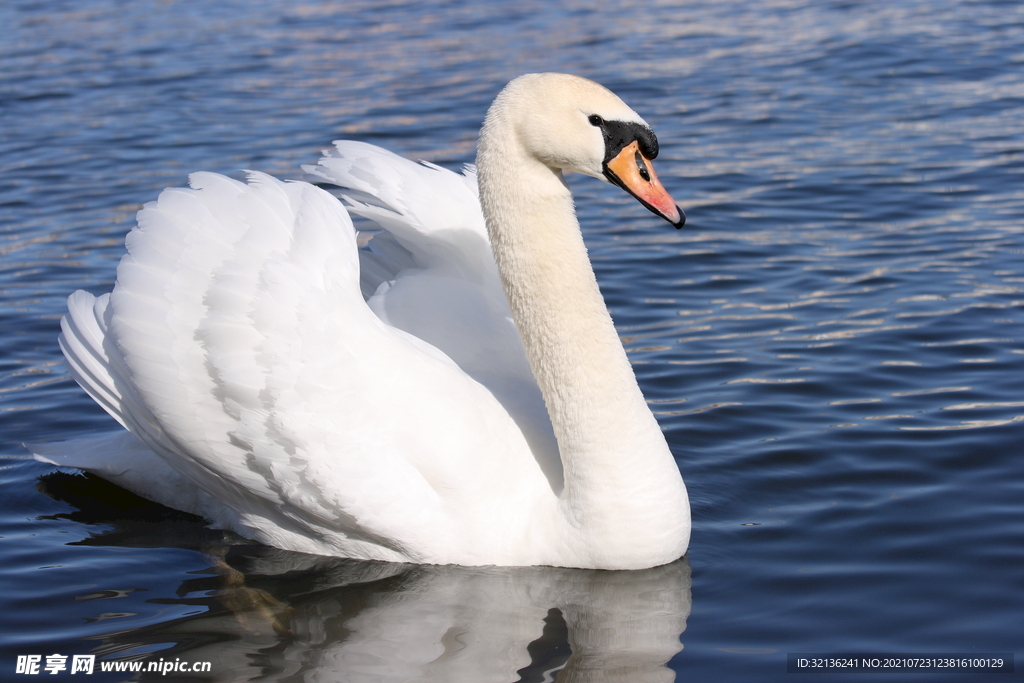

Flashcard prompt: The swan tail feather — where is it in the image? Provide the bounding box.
[29,431,246,531]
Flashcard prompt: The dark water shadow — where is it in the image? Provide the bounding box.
[36,471,692,682]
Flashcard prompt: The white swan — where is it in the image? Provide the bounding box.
[33,73,690,570]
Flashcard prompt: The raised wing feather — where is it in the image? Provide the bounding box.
[53,170,551,562]
[305,141,492,282]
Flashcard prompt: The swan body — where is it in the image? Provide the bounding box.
[35,73,690,569]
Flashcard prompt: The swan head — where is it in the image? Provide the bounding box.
[480,73,685,228]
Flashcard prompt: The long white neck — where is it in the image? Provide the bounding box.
[477,118,689,568]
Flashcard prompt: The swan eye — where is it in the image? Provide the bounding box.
[588,114,603,127]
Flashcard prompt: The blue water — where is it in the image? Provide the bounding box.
[2,0,1023,680]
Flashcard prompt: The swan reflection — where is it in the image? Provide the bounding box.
[203,551,691,682]
[40,472,690,681]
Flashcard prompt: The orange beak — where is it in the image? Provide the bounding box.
[604,141,685,228]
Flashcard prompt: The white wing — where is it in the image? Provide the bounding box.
[45,167,556,563]
[305,142,559,486]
